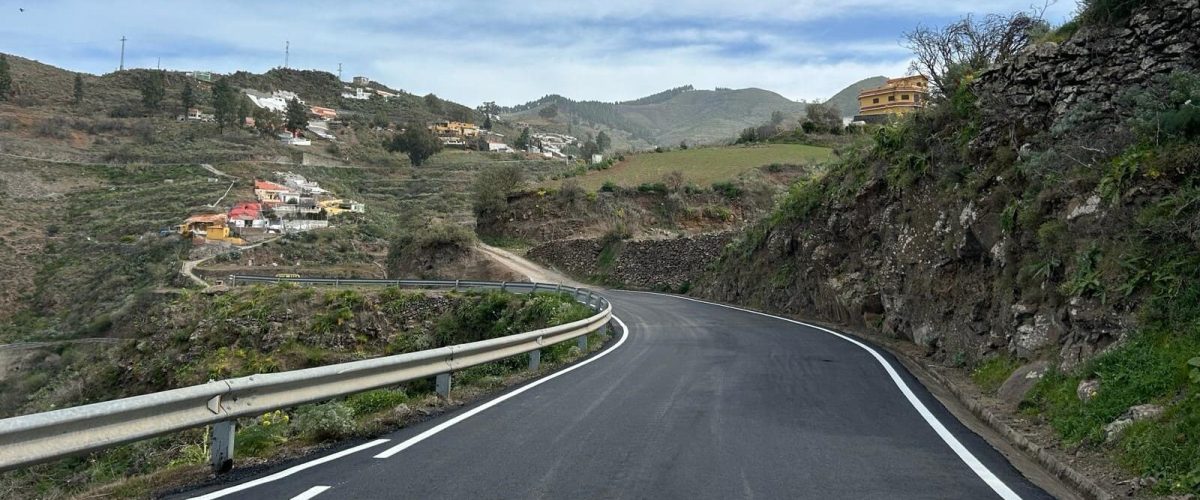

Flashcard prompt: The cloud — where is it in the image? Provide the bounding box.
[0,1,1077,105]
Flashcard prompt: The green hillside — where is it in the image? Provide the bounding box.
[825,76,888,117]
[501,81,875,150]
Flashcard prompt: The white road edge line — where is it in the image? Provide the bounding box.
[289,485,331,500]
[374,314,630,458]
[187,439,390,500]
[626,291,1022,500]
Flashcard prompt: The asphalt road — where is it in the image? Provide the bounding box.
[178,291,1052,500]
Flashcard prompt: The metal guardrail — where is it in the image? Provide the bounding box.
[0,278,611,473]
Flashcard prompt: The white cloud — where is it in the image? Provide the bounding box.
[0,0,1076,105]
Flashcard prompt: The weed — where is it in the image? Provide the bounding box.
[296,402,357,442]
[971,356,1020,395]
[345,388,408,417]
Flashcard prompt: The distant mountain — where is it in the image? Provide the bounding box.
[825,76,888,118]
[500,79,884,149]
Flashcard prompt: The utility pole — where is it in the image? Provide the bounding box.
[119,36,127,71]
[337,63,342,81]
[284,41,289,69]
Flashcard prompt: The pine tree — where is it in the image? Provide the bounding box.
[140,71,165,111]
[596,131,611,152]
[483,116,492,130]
[515,127,531,150]
[0,54,13,101]
[211,78,239,130]
[181,80,196,112]
[285,98,308,132]
[72,74,84,105]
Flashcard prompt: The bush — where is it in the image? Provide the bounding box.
[1079,0,1155,25]
[345,389,408,417]
[599,180,618,192]
[36,117,69,139]
[296,402,357,442]
[711,181,743,199]
[971,356,1020,394]
[636,182,668,194]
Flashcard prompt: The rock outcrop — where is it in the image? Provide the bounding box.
[528,233,732,290]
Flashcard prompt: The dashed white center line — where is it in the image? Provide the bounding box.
[187,439,390,500]
[289,485,331,500]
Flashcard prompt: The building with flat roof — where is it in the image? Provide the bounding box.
[854,75,929,123]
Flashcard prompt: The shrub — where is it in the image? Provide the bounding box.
[296,402,357,442]
[236,411,290,457]
[36,117,69,139]
[599,180,618,192]
[345,389,408,417]
[636,182,668,194]
[711,181,743,199]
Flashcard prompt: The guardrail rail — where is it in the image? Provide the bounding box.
[0,277,612,474]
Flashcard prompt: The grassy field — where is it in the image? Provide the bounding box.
[552,144,833,191]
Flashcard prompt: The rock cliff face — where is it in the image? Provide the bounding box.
[974,0,1199,148]
[528,233,732,290]
[699,0,1198,370]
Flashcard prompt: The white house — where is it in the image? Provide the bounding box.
[486,142,513,152]
[341,87,370,100]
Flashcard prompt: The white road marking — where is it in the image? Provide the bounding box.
[289,485,331,500]
[187,439,390,500]
[626,291,1023,500]
[374,315,630,458]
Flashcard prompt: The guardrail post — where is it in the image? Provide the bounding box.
[436,373,451,399]
[577,335,587,351]
[210,420,236,473]
[530,283,538,295]
[528,349,541,371]
[500,281,507,292]
[334,278,340,287]
[454,280,460,292]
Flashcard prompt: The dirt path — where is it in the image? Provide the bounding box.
[475,242,584,287]
[181,236,282,288]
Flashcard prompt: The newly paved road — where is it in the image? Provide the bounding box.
[179,291,1052,499]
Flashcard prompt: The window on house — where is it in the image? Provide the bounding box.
[901,94,910,100]
[872,98,879,104]
[888,95,896,102]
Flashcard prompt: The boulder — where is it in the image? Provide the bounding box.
[1104,404,1165,442]
[998,360,1051,406]
[1077,379,1101,402]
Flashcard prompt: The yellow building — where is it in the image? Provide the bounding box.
[429,121,480,137]
[179,214,245,245]
[856,75,929,122]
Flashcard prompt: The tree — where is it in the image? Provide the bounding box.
[737,127,758,144]
[472,164,524,216]
[424,93,443,114]
[770,110,785,126]
[211,77,240,130]
[904,11,1047,96]
[679,140,688,150]
[596,130,611,152]
[285,97,308,132]
[252,106,280,132]
[477,101,499,118]
[805,102,842,131]
[140,71,166,111]
[181,80,196,112]
[386,125,443,166]
[0,54,12,101]
[515,127,531,150]
[580,140,600,160]
[72,74,84,105]
[482,116,492,130]
[538,103,558,119]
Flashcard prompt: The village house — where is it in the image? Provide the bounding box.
[429,120,480,138]
[854,75,929,123]
[352,76,371,86]
[179,213,244,245]
[310,106,337,120]
[341,87,370,100]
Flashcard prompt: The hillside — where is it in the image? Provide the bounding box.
[698,0,1200,494]
[501,83,875,149]
[825,76,888,118]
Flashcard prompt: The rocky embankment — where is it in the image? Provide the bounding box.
[528,233,732,290]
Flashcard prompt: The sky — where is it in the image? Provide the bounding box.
[0,1,1076,107]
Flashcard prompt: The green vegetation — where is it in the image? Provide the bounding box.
[385,124,444,166]
[548,144,832,191]
[0,54,11,100]
[0,286,607,498]
[971,356,1021,394]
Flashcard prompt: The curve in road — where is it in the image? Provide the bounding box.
[178,290,1052,500]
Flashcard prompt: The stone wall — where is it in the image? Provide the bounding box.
[974,0,1199,146]
[528,233,733,290]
